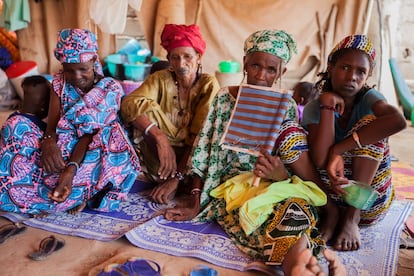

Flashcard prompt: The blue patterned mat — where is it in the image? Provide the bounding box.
[1,180,412,275]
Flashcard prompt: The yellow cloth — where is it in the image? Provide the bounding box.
[210,173,327,235]
[120,69,220,146]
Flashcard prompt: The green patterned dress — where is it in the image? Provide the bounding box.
[189,86,325,265]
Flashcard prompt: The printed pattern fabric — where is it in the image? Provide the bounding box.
[319,115,394,224]
[220,84,292,156]
[191,86,323,261]
[0,74,140,215]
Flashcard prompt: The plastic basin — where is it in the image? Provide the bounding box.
[105,54,151,81]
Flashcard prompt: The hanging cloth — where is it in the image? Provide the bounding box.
[0,0,30,32]
[89,0,143,34]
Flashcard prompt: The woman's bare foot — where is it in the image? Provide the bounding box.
[67,202,87,215]
[32,210,49,219]
[333,206,361,251]
[318,200,339,242]
[164,193,200,221]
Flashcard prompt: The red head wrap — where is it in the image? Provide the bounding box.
[161,24,206,55]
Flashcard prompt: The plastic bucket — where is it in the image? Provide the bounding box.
[5,61,39,99]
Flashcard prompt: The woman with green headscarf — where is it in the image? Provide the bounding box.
[160,29,345,274]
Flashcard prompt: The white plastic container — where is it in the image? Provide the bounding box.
[5,61,39,99]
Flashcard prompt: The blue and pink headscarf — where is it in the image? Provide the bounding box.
[54,28,103,75]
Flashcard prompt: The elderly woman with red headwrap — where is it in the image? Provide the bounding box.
[121,24,220,205]
[0,28,141,216]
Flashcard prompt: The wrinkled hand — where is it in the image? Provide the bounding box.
[48,170,74,203]
[41,140,65,173]
[155,134,177,180]
[149,178,179,204]
[164,194,200,221]
[326,149,348,195]
[254,147,289,181]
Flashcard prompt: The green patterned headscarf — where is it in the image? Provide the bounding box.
[244,29,297,64]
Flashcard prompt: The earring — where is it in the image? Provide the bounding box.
[197,63,202,76]
[241,70,247,85]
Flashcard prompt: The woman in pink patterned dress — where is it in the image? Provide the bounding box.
[0,28,140,216]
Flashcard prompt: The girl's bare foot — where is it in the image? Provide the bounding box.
[333,206,361,251]
[67,202,87,215]
[319,200,339,242]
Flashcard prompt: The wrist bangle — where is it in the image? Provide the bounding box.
[191,188,201,195]
[320,105,336,111]
[66,161,79,173]
[352,131,362,148]
[174,171,185,181]
[144,122,157,136]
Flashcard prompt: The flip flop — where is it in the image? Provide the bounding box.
[399,237,414,249]
[98,257,161,276]
[0,223,27,244]
[405,216,414,237]
[28,235,65,261]
[190,265,218,276]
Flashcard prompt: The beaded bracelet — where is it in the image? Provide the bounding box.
[319,105,336,111]
[174,171,185,181]
[66,161,79,173]
[352,131,363,148]
[190,188,201,195]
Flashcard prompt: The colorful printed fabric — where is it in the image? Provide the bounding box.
[120,69,219,181]
[199,196,324,265]
[302,88,393,224]
[190,86,325,261]
[210,173,326,236]
[243,29,297,63]
[328,34,376,64]
[161,24,206,55]
[54,28,103,75]
[0,73,141,215]
[318,115,393,224]
[220,84,292,155]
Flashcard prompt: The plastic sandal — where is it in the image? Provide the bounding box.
[0,223,27,244]
[399,237,414,249]
[405,216,414,237]
[28,235,65,261]
[190,265,218,276]
[98,257,161,276]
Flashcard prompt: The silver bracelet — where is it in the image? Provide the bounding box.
[191,188,201,195]
[144,122,157,136]
[66,161,79,173]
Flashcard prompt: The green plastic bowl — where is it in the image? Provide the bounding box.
[219,61,240,73]
[105,54,151,81]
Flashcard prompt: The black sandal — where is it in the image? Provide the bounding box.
[0,223,27,244]
[28,235,65,261]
